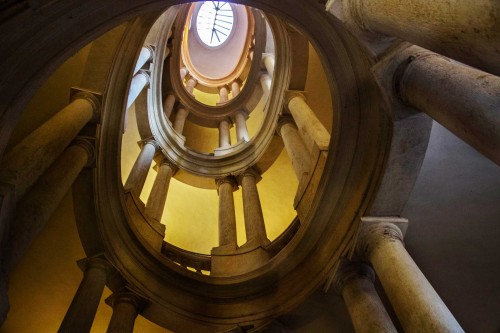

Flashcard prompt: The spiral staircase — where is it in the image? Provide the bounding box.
[0,1,499,332]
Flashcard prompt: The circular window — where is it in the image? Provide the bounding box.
[196,1,234,47]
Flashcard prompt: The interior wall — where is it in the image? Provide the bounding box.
[403,122,500,332]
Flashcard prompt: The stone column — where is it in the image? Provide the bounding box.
[231,80,241,98]
[287,92,330,151]
[218,120,231,148]
[180,67,188,81]
[260,73,272,95]
[277,117,312,181]
[216,177,238,248]
[126,70,150,109]
[396,50,500,165]
[162,93,176,119]
[58,257,113,333]
[219,86,229,103]
[106,291,145,333]
[343,0,500,76]
[173,107,189,134]
[124,139,159,195]
[263,53,275,77]
[239,169,269,246]
[145,159,175,223]
[6,138,94,271]
[334,261,397,333]
[233,110,249,142]
[0,91,99,201]
[133,45,154,75]
[185,78,197,95]
[357,218,464,333]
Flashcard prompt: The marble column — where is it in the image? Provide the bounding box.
[218,120,231,148]
[59,257,113,333]
[343,0,500,76]
[357,218,464,333]
[0,91,99,201]
[133,45,154,75]
[396,50,500,165]
[6,138,94,271]
[185,78,197,95]
[231,80,241,98]
[262,53,275,77]
[126,70,150,109]
[219,86,229,103]
[239,169,269,246]
[277,117,312,181]
[162,93,176,119]
[180,67,188,81]
[173,107,189,134]
[124,139,159,195]
[260,73,272,95]
[233,110,249,142]
[287,92,330,151]
[145,159,175,223]
[334,261,397,333]
[106,291,145,333]
[216,177,238,248]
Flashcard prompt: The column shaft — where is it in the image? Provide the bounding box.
[231,81,241,98]
[349,0,500,75]
[398,52,500,165]
[218,120,231,148]
[145,161,174,223]
[240,172,268,245]
[263,54,275,77]
[217,178,237,247]
[278,119,312,180]
[126,71,149,109]
[180,67,188,81]
[59,258,111,333]
[260,74,271,95]
[335,262,397,333]
[133,46,153,75]
[219,87,229,103]
[173,108,189,134]
[234,111,249,142]
[359,222,464,333]
[185,78,197,95]
[0,97,95,201]
[124,140,157,195]
[162,94,176,119]
[106,293,142,333]
[288,94,330,151]
[6,141,91,271]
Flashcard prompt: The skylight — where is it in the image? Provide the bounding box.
[196,1,234,47]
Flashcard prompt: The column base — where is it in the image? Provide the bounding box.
[211,240,270,277]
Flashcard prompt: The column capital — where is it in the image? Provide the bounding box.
[77,256,114,275]
[237,168,262,185]
[285,90,307,105]
[333,259,375,295]
[70,87,102,122]
[136,69,151,88]
[231,109,249,121]
[139,137,160,151]
[72,136,96,167]
[215,176,238,193]
[276,115,297,136]
[155,157,177,174]
[355,217,408,261]
[105,289,148,312]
